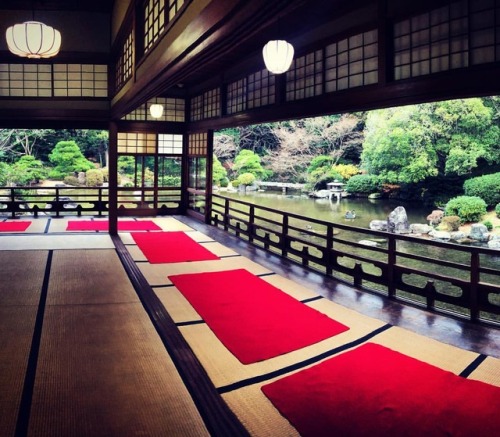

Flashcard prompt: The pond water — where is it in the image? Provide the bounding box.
[220,190,430,228]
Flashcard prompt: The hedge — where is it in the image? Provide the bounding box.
[463,172,500,207]
[445,196,487,223]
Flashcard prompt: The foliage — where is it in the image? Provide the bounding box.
[333,164,359,181]
[345,174,381,194]
[307,156,333,173]
[159,176,181,186]
[118,156,135,174]
[64,175,81,186]
[9,155,47,185]
[219,177,229,188]
[0,161,10,185]
[212,155,228,185]
[483,220,493,231]
[444,196,487,222]
[237,172,256,186]
[48,141,94,178]
[233,150,266,179]
[86,169,104,187]
[440,216,461,231]
[361,99,500,184]
[495,203,500,218]
[463,172,500,207]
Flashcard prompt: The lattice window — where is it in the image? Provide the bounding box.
[115,30,133,92]
[188,132,207,156]
[325,29,378,93]
[53,64,108,97]
[227,78,247,114]
[158,134,183,154]
[248,69,275,109]
[122,97,185,121]
[144,0,166,53]
[394,2,468,80]
[470,0,498,65]
[117,132,157,154]
[190,88,220,121]
[0,64,52,97]
[286,50,323,101]
[168,0,185,21]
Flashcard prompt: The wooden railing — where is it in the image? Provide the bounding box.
[211,194,500,326]
[0,186,182,218]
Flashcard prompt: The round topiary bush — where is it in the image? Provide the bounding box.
[463,172,500,207]
[345,174,381,194]
[445,196,487,223]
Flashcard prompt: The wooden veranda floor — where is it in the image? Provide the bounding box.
[0,216,498,436]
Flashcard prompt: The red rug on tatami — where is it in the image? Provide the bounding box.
[169,269,349,364]
[66,220,161,231]
[0,221,32,232]
[131,231,220,263]
[262,343,500,436]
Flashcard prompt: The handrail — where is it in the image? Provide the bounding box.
[0,186,182,218]
[211,193,500,326]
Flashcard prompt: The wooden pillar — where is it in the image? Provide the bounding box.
[108,121,118,236]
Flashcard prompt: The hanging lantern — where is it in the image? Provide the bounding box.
[6,21,61,59]
[262,40,294,74]
[149,104,164,119]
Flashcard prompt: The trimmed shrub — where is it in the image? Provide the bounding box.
[463,172,500,207]
[159,175,181,187]
[345,174,381,194]
[445,196,487,223]
[496,203,500,218]
[237,172,256,186]
[64,175,80,186]
[231,180,240,188]
[85,169,104,187]
[483,220,493,231]
[220,177,229,188]
[440,215,461,231]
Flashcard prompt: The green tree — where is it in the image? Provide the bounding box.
[212,154,227,185]
[361,99,500,183]
[10,155,47,185]
[48,140,95,179]
[232,149,266,179]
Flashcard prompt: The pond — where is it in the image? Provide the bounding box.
[220,190,431,228]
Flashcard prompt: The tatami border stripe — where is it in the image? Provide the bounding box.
[302,296,324,304]
[217,323,393,394]
[15,250,53,437]
[43,218,51,234]
[112,235,250,437]
[177,320,205,327]
[257,272,276,278]
[459,354,488,378]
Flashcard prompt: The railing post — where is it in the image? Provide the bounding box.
[98,188,103,217]
[282,215,289,257]
[10,188,15,219]
[325,225,334,276]
[387,235,396,297]
[223,198,229,232]
[470,251,480,322]
[248,205,255,243]
[55,188,60,218]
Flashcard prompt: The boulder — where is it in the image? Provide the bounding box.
[388,206,410,234]
[368,193,382,199]
[429,230,451,240]
[78,171,86,185]
[410,223,433,234]
[427,210,444,225]
[450,231,466,241]
[469,223,489,242]
[369,220,388,231]
[487,239,500,249]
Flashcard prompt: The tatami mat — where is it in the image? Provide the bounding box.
[47,249,139,305]
[30,302,209,437]
[0,306,39,437]
[0,234,114,250]
[138,256,271,286]
[468,356,500,387]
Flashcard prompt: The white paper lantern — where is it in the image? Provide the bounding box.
[149,104,164,119]
[6,21,61,59]
[262,40,294,74]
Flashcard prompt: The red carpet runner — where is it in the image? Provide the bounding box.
[262,343,500,436]
[169,269,349,364]
[66,220,161,231]
[0,221,31,232]
[132,231,220,263]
